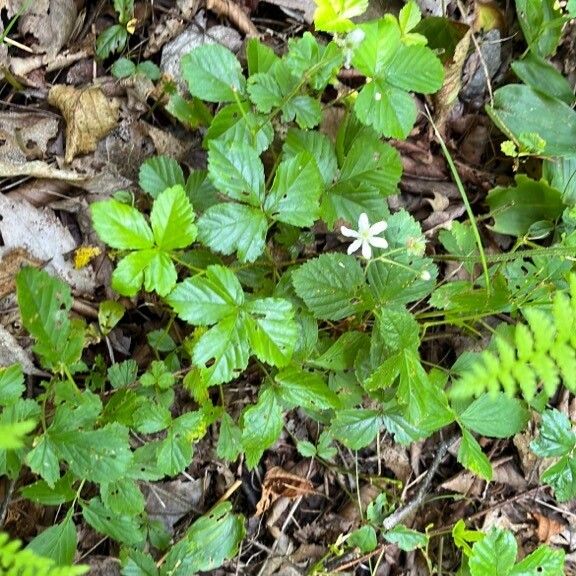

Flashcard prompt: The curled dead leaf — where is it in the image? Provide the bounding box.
[48,85,119,163]
[256,466,315,516]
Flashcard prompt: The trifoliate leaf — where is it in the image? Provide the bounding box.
[281,95,322,129]
[208,141,265,206]
[264,152,323,226]
[198,203,268,263]
[91,199,154,250]
[150,185,197,250]
[241,388,284,468]
[292,253,372,320]
[330,409,382,449]
[168,265,244,325]
[459,393,530,438]
[139,155,185,199]
[244,298,298,367]
[469,528,516,576]
[457,428,492,481]
[181,44,246,103]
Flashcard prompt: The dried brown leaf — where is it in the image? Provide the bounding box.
[48,85,119,163]
[256,466,314,516]
[533,512,566,543]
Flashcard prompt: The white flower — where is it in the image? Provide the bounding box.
[341,213,388,259]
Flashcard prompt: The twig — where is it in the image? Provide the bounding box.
[0,478,16,528]
[382,434,459,531]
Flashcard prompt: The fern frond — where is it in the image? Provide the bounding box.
[0,533,88,576]
[451,275,576,401]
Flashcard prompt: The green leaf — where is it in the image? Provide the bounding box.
[399,1,421,34]
[531,409,576,457]
[136,60,161,80]
[515,0,564,58]
[26,435,60,487]
[459,394,530,438]
[384,525,427,551]
[311,331,368,371]
[284,129,338,187]
[540,456,576,502]
[264,152,323,226]
[511,53,574,104]
[486,175,564,236]
[168,265,243,325]
[241,388,284,468]
[0,420,35,450]
[314,0,369,32]
[139,155,185,199]
[487,85,576,157]
[330,409,382,450]
[457,428,492,481]
[162,502,245,574]
[348,526,377,552]
[21,474,76,506]
[469,528,517,576]
[0,364,24,406]
[510,545,565,576]
[111,57,136,78]
[150,185,197,250]
[51,423,133,484]
[198,203,268,263]
[281,94,322,129]
[181,44,246,102]
[17,268,85,373]
[543,155,576,205]
[96,24,128,59]
[247,72,283,113]
[82,498,145,546]
[208,141,265,206]
[121,548,159,576]
[292,253,372,320]
[101,478,145,515]
[113,250,173,298]
[205,102,273,154]
[98,300,125,335]
[157,432,193,476]
[91,199,154,250]
[217,413,243,461]
[194,314,250,386]
[244,298,298,367]
[274,366,339,410]
[246,38,279,75]
[27,512,76,565]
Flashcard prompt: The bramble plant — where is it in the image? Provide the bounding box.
[1,0,574,573]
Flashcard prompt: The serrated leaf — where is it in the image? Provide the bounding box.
[51,423,133,484]
[292,253,371,320]
[193,314,250,386]
[348,525,377,552]
[101,478,145,515]
[244,298,298,366]
[284,129,338,186]
[330,409,382,449]
[162,502,245,574]
[205,102,273,154]
[82,497,145,546]
[139,155,185,199]
[111,57,136,78]
[399,1,421,33]
[510,544,565,576]
[198,203,268,263]
[246,38,279,75]
[457,428,492,481]
[0,420,36,450]
[384,525,427,551]
[21,474,76,506]
[217,413,242,461]
[314,0,369,32]
[167,265,243,325]
[91,199,154,250]
[112,250,174,298]
[157,432,193,476]
[208,141,265,205]
[460,394,530,438]
[0,364,24,406]
[531,409,576,457]
[281,95,322,129]
[274,365,339,410]
[247,72,283,112]
[96,24,128,59]
[241,388,284,468]
[469,528,517,576]
[25,435,60,487]
[17,268,85,373]
[27,512,77,565]
[181,44,246,102]
[150,185,197,250]
[121,548,159,576]
[540,456,576,502]
[264,152,323,226]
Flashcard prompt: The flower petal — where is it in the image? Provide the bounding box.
[358,213,370,232]
[361,240,372,259]
[369,236,389,249]
[341,226,359,238]
[347,239,362,255]
[369,220,388,235]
